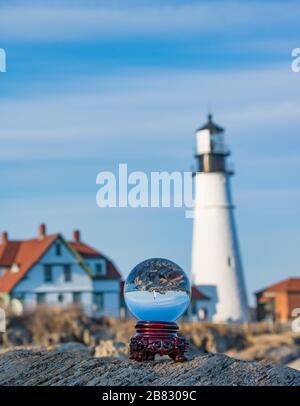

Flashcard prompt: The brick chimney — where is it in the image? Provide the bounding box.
[73,229,81,242]
[1,231,8,244]
[38,223,46,239]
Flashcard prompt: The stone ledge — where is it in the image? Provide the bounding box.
[0,349,299,386]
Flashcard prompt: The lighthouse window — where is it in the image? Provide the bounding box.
[227,257,231,267]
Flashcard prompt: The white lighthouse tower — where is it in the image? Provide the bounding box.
[191,114,249,323]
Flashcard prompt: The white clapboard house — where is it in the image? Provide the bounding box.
[0,224,121,317]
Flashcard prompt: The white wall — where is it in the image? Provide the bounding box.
[191,172,249,322]
[92,279,120,318]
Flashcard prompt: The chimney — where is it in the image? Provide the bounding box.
[73,229,81,242]
[1,231,8,244]
[38,223,46,239]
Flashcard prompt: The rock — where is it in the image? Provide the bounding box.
[6,325,32,346]
[181,322,248,353]
[287,358,300,371]
[186,341,202,359]
[114,320,135,343]
[51,342,92,355]
[0,345,46,355]
[94,340,128,359]
[82,329,95,346]
[0,348,299,386]
[266,345,300,365]
[228,344,300,365]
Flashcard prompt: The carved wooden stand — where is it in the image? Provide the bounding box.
[129,321,189,362]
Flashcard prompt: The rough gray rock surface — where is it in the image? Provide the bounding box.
[0,349,299,386]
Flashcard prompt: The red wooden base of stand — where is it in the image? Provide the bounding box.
[129,321,189,362]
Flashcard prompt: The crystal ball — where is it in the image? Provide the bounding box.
[124,258,191,322]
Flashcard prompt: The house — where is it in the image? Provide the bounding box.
[187,286,213,321]
[255,278,300,322]
[0,224,122,317]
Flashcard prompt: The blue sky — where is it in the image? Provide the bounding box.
[0,0,300,305]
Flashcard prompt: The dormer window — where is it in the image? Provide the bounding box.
[11,263,20,273]
[94,260,106,277]
[55,243,61,256]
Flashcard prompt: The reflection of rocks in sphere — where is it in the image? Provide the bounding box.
[124,258,191,322]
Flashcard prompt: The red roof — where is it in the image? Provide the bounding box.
[191,286,210,301]
[69,241,120,279]
[256,278,300,295]
[69,241,103,258]
[0,241,22,267]
[0,235,58,293]
[0,233,121,293]
[106,260,121,279]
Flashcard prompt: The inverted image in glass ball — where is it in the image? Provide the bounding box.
[124,258,191,322]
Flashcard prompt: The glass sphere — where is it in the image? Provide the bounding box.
[124,258,191,322]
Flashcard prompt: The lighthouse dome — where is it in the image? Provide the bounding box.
[197,113,224,134]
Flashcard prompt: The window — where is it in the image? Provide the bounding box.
[57,293,64,303]
[44,265,53,282]
[227,257,231,267]
[95,263,103,276]
[36,292,46,304]
[63,264,72,282]
[73,292,81,304]
[94,292,103,311]
[94,261,106,277]
[55,243,61,256]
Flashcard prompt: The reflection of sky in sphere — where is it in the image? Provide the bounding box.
[124,258,191,321]
[125,290,190,321]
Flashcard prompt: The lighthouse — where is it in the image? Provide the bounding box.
[191,114,249,322]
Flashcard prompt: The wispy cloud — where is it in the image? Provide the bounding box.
[1,0,300,42]
[0,66,298,157]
